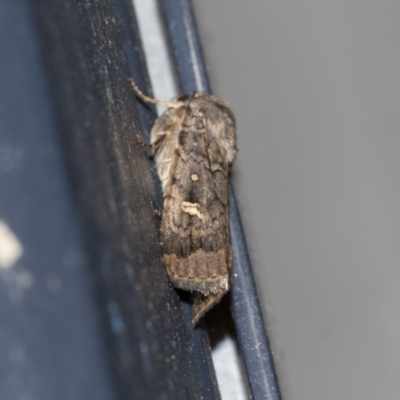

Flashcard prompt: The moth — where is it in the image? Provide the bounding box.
[128,78,237,325]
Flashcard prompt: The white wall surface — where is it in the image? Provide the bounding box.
[193,1,400,399]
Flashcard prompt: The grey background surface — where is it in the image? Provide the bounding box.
[192,1,400,399]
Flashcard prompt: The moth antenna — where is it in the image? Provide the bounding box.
[127,78,183,108]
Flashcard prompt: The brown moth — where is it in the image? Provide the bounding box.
[128,78,237,325]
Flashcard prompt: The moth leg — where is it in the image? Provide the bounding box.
[153,209,162,218]
[136,135,153,150]
[136,134,169,156]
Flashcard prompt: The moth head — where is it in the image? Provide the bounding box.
[176,91,202,102]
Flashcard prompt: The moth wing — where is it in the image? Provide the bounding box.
[161,110,231,297]
[150,107,185,191]
[192,291,226,326]
[203,95,237,165]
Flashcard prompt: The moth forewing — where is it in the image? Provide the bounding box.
[130,79,237,325]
